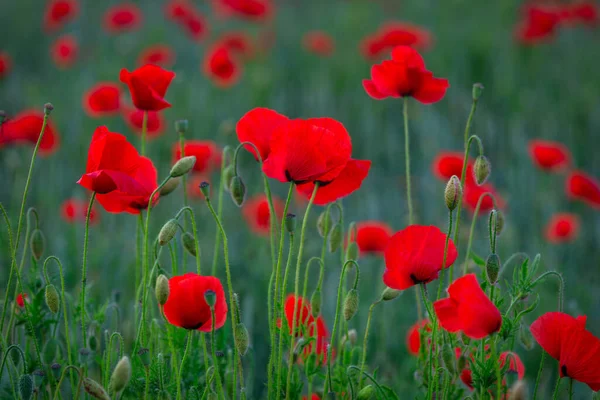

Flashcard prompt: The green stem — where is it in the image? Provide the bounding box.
[403,97,413,225]
[141,110,148,156]
[552,376,562,400]
[176,330,193,400]
[531,271,564,312]
[210,307,225,400]
[568,378,573,400]
[462,192,497,275]
[175,206,203,275]
[492,336,502,400]
[301,257,324,303]
[532,352,546,400]
[358,300,381,387]
[211,147,233,277]
[52,365,82,400]
[437,211,454,300]
[80,192,96,353]
[179,133,188,207]
[0,345,27,377]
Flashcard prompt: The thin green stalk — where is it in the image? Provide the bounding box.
[141,110,148,156]
[135,213,143,321]
[301,257,324,304]
[568,378,573,400]
[437,211,454,300]
[0,345,26,378]
[403,97,413,225]
[176,330,193,400]
[492,337,502,400]
[462,193,496,275]
[210,308,226,400]
[179,134,188,207]
[52,365,83,400]
[552,376,562,400]
[532,352,546,400]
[80,192,96,352]
[211,147,233,277]
[531,271,564,312]
[175,206,203,275]
[358,300,381,387]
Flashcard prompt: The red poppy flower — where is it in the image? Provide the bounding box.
[360,22,432,60]
[515,5,561,45]
[61,198,100,225]
[137,45,176,68]
[407,319,430,356]
[163,273,228,332]
[463,180,506,213]
[383,225,458,290]
[242,194,284,236]
[103,3,142,34]
[545,213,580,243]
[0,51,11,80]
[16,293,28,308]
[561,1,599,26]
[165,0,209,41]
[213,0,273,21]
[363,46,449,103]
[173,140,221,175]
[434,274,502,339]
[77,126,158,214]
[499,351,525,380]
[566,170,600,209]
[432,151,471,181]
[303,31,335,57]
[51,35,78,69]
[236,107,289,161]
[0,110,60,155]
[122,107,164,138]
[82,82,121,118]
[119,64,175,111]
[528,139,571,172]
[531,312,600,391]
[203,45,242,88]
[216,32,255,59]
[44,0,79,32]
[348,221,393,256]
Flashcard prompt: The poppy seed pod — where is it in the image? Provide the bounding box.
[204,289,217,308]
[83,377,110,400]
[381,287,401,301]
[347,328,357,345]
[328,223,342,253]
[158,219,178,246]
[472,83,484,101]
[284,213,296,234]
[170,156,196,177]
[346,241,359,262]
[155,275,170,306]
[317,210,332,238]
[175,119,188,134]
[229,176,246,206]
[30,229,45,261]
[235,323,250,356]
[44,102,54,115]
[357,385,376,400]
[444,175,462,211]
[474,155,491,185]
[45,284,60,314]
[343,289,359,321]
[19,374,33,400]
[311,289,321,317]
[491,209,505,236]
[109,356,132,394]
[485,253,501,285]
[199,181,210,198]
[222,165,235,193]
[181,232,197,256]
[137,348,150,367]
[160,176,180,197]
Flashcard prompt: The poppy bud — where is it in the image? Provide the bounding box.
[204,289,217,307]
[44,102,54,115]
[457,353,468,372]
[235,323,250,356]
[158,219,178,246]
[311,289,321,317]
[285,213,296,234]
[88,334,98,352]
[444,175,462,211]
[473,155,491,185]
[45,284,60,314]
[508,380,527,400]
[472,83,484,101]
[79,348,91,364]
[222,165,235,193]
[137,348,151,367]
[229,176,246,206]
[485,253,501,285]
[357,385,376,400]
[175,119,188,134]
[170,156,196,178]
[442,345,456,375]
[50,363,61,380]
[155,275,170,306]
[109,356,132,394]
[346,241,359,262]
[83,377,110,400]
[19,374,33,400]
[328,223,342,253]
[347,328,357,345]
[181,232,197,256]
[519,324,534,351]
[32,369,45,387]
[30,229,45,261]
[199,181,210,199]
[343,289,359,321]
[160,177,180,197]
[317,210,332,238]
[381,287,401,301]
[494,210,505,236]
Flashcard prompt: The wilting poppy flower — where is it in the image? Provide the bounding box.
[406,319,430,356]
[137,44,176,67]
[566,170,600,209]
[242,194,284,236]
[0,51,11,80]
[348,221,393,256]
[122,107,164,138]
[165,0,209,41]
[163,273,227,332]
[44,0,79,32]
[528,139,571,172]
[77,126,158,214]
[0,110,60,155]
[216,31,255,59]
[119,64,175,111]
[434,274,502,339]
[545,213,580,243]
[82,82,121,118]
[16,293,28,308]
[303,31,335,57]
[515,5,561,45]
[559,1,599,26]
[531,312,600,391]
[173,140,221,175]
[432,151,471,181]
[103,3,142,34]
[203,45,241,88]
[384,225,458,290]
[51,35,78,69]
[61,198,100,225]
[213,0,273,21]
[463,180,506,213]
[363,46,449,103]
[360,22,432,60]
[236,107,289,161]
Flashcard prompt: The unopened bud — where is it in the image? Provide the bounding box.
[492,209,505,236]
[45,284,60,314]
[285,213,296,234]
[170,156,196,177]
[328,223,342,253]
[381,287,401,301]
[444,175,463,211]
[235,323,250,356]
[472,83,484,101]
[343,289,359,321]
[44,103,54,115]
[30,229,45,261]
[159,219,178,246]
[181,232,197,256]
[317,210,332,238]
[347,329,357,345]
[485,253,501,285]
[229,176,246,206]
[311,290,321,317]
[50,363,61,380]
[79,348,91,364]
[175,119,188,134]
[32,369,45,387]
[442,345,456,375]
[199,181,210,198]
[204,289,217,307]
[473,155,491,185]
[357,385,376,400]
[137,348,151,367]
[457,354,468,371]
[160,177,180,196]
[19,374,33,400]
[155,275,170,306]
[346,241,359,262]
[222,165,235,192]
[109,356,132,394]
[519,324,534,351]
[83,377,110,400]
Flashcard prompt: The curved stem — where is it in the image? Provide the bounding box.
[347,366,388,399]
[0,345,27,377]
[532,271,564,312]
[437,211,454,300]
[500,252,529,279]
[80,192,96,353]
[175,206,202,275]
[462,192,497,275]
[301,257,324,302]
[176,330,193,400]
[52,365,82,400]
[532,352,546,400]
[358,300,381,387]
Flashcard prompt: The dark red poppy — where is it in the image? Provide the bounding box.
[137,45,176,68]
[236,107,289,161]
[82,83,121,118]
[203,45,241,88]
[434,274,502,339]
[163,273,228,332]
[531,312,600,391]
[119,64,175,111]
[348,221,393,256]
[0,110,60,155]
[515,5,561,45]
[122,107,164,138]
[0,51,11,80]
[528,139,571,172]
[77,126,158,214]
[545,213,580,243]
[51,35,78,69]
[165,0,209,41]
[432,151,471,181]
[242,194,284,236]
[173,140,221,175]
[383,225,458,290]
[566,170,600,209]
[360,22,432,60]
[16,293,27,308]
[559,1,599,26]
[363,46,449,103]
[44,0,79,32]
[216,32,255,59]
[463,180,506,213]
[61,198,100,225]
[213,0,273,21]
[103,3,142,34]
[303,31,335,57]
[407,319,430,356]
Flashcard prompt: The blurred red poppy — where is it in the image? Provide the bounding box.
[173,140,221,175]
[137,44,176,67]
[463,180,505,213]
[213,0,273,21]
[82,82,121,118]
[384,225,457,290]
[434,274,502,339]
[559,1,599,26]
[77,126,158,214]
[515,5,561,45]
[303,31,335,57]
[120,64,175,111]
[165,0,209,41]
[566,170,600,209]
[545,213,580,243]
[203,45,242,88]
[432,151,471,181]
[51,35,78,69]
[0,110,60,155]
[0,51,11,80]
[531,312,600,391]
[163,273,228,332]
[528,139,571,172]
[302,395,320,400]
[499,352,525,380]
[363,46,449,103]
[103,3,142,34]
[61,198,100,225]
[122,107,164,138]
[242,194,284,236]
[348,221,393,256]
[44,0,79,32]
[406,319,430,356]
[236,107,289,161]
[360,22,432,60]
[16,293,27,308]
[216,31,255,59]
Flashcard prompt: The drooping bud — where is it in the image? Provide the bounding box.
[357,385,376,400]
[83,377,110,400]
[444,175,463,211]
[508,380,527,400]
[472,83,484,101]
[222,165,235,193]
[175,119,188,134]
[155,275,170,306]
[317,210,332,238]
[235,323,250,356]
[44,103,54,115]
[442,344,456,375]
[381,287,401,301]
[347,329,357,345]
[519,324,534,351]
[204,289,217,307]
[30,229,45,261]
[285,213,296,234]
[229,176,246,207]
[45,284,60,314]
[310,289,321,317]
[343,289,359,321]
[109,356,132,394]
[181,232,197,256]
[485,253,501,285]
[170,156,196,178]
[19,374,33,400]
[159,219,178,246]
[473,155,491,185]
[328,223,342,253]
[137,348,151,367]
[50,363,61,380]
[346,241,359,262]
[160,177,180,197]
[494,210,505,236]
[199,181,210,199]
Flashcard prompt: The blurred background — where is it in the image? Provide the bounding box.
[1,0,599,397]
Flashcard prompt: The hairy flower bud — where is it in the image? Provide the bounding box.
[222,165,235,193]
[83,377,110,400]
[160,177,180,197]
[285,213,296,234]
[137,348,150,367]
[175,119,188,134]
[204,289,217,307]
[472,83,484,101]
[317,210,332,238]
[44,103,54,115]
[45,284,60,314]
[343,289,359,321]
[328,223,342,253]
[444,175,462,211]
[494,210,505,236]
[357,385,376,400]
[109,356,132,394]
[159,219,178,246]
[311,289,321,317]
[485,253,501,285]
[199,181,210,198]
[30,229,45,261]
[235,323,250,356]
[155,275,170,306]
[381,287,401,301]
[19,374,33,400]
[170,156,196,178]
[229,176,246,207]
[473,155,491,185]
[181,232,197,256]
[346,241,359,262]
